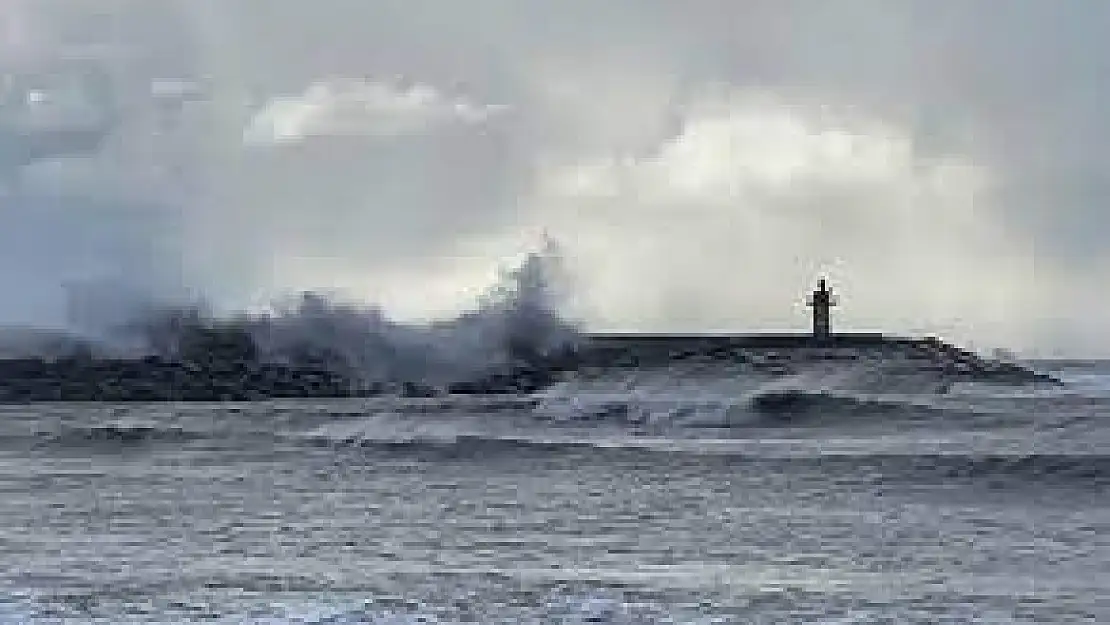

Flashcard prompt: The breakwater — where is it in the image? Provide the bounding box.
[0,329,1059,402]
[577,333,1054,383]
[453,332,1061,394]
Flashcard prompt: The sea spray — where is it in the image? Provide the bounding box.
[238,240,580,390]
[7,239,583,396]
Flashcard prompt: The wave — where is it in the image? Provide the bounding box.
[51,237,581,390]
[1,361,1097,461]
[529,365,979,428]
[527,390,948,429]
[18,413,1105,481]
[0,587,908,625]
[297,430,1110,487]
[27,420,1104,494]
[24,421,210,451]
[299,432,608,459]
[0,366,1041,455]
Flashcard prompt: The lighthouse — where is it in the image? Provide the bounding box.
[806,278,837,340]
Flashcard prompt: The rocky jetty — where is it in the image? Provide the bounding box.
[0,324,1060,403]
[0,321,358,402]
[0,355,352,402]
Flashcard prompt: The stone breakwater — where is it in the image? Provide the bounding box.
[452,333,1063,394]
[0,356,352,402]
[0,331,1060,402]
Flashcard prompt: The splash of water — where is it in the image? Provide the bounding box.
[528,357,959,427]
[46,240,581,393]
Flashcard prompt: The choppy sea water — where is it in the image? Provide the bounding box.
[0,362,1106,624]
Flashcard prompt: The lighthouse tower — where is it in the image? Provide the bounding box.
[806,278,838,340]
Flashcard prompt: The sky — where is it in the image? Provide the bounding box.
[1,0,1108,357]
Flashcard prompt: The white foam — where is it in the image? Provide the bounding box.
[528,359,951,428]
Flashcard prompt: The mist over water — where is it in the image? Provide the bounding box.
[235,243,581,388]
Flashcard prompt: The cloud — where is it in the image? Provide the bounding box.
[251,85,1044,352]
[242,79,509,146]
[542,93,919,199]
[520,89,1037,349]
[3,0,1110,356]
[0,0,36,58]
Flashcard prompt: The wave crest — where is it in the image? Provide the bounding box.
[33,238,581,396]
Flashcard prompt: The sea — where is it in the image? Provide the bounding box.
[0,360,1106,624]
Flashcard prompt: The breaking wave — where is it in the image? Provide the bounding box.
[42,236,582,393]
[1,367,1089,452]
[528,362,990,428]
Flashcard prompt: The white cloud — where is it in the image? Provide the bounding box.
[523,90,1040,349]
[241,78,509,146]
[542,94,917,201]
[246,87,1046,351]
[0,0,36,58]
